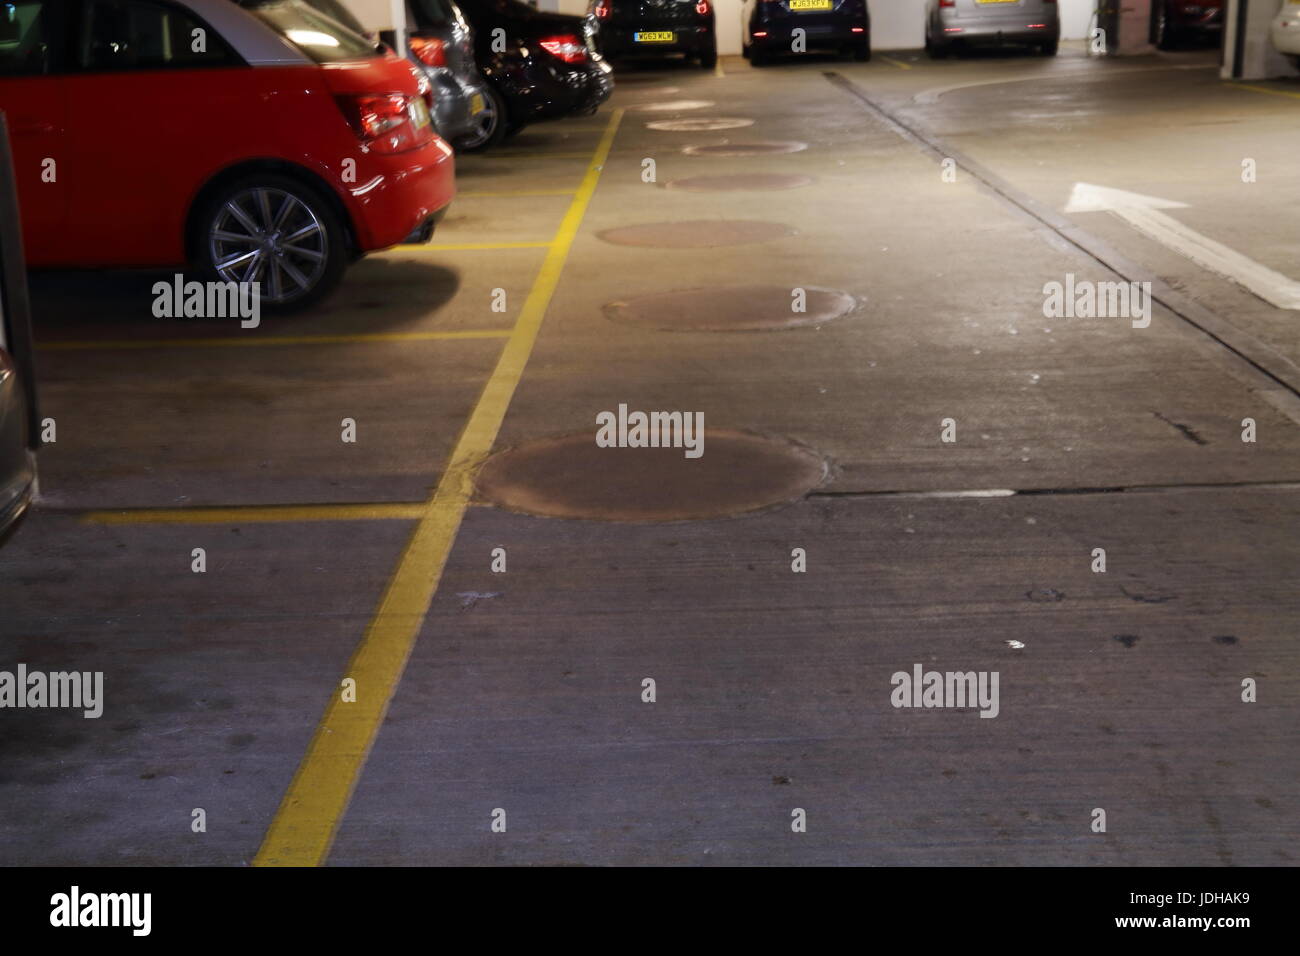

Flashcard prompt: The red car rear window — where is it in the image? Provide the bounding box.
[239,0,376,62]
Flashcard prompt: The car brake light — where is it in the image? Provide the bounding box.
[538,34,587,63]
[753,30,768,37]
[410,36,446,66]
[939,0,955,6]
[695,0,710,13]
[336,93,432,154]
[594,0,611,17]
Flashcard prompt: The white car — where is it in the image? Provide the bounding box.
[1270,0,1300,65]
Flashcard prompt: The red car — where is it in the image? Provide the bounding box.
[0,0,455,309]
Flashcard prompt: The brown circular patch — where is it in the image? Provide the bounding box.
[476,430,827,521]
[646,117,755,131]
[598,220,796,248]
[665,173,813,192]
[682,141,808,156]
[605,285,856,331]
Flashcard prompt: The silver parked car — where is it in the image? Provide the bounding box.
[924,0,1059,57]
[405,0,499,151]
[302,0,495,150]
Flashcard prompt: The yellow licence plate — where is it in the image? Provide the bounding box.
[408,97,431,131]
[789,0,833,9]
[469,93,485,114]
[634,31,675,42]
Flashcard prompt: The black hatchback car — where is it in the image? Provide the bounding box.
[742,0,871,64]
[454,0,613,140]
[589,0,718,69]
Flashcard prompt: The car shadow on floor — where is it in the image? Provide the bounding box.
[27,260,462,343]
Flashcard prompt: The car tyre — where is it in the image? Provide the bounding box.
[194,174,349,314]
[852,38,870,61]
[1040,38,1058,55]
[698,43,718,69]
[455,85,509,153]
[925,34,948,59]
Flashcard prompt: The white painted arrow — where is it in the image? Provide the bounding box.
[1065,182,1300,310]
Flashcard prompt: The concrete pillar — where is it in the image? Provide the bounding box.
[1222,0,1298,78]
[1116,0,1155,54]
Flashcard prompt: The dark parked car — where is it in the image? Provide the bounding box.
[453,0,612,140]
[1151,0,1223,49]
[0,115,36,546]
[742,0,870,65]
[589,0,717,69]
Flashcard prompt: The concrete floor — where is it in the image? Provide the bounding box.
[2,42,1297,865]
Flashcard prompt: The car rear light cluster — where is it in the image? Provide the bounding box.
[538,35,588,63]
[410,35,446,67]
[594,0,611,17]
[939,0,955,6]
[335,92,433,154]
[695,0,710,13]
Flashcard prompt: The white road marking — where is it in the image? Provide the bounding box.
[1065,182,1300,310]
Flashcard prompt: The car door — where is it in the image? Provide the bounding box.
[0,0,71,265]
[62,0,246,266]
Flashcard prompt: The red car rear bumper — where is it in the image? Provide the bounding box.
[341,135,456,252]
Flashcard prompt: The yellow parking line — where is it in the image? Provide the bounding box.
[253,106,625,868]
[1229,82,1300,101]
[38,329,511,352]
[391,240,553,252]
[714,61,725,78]
[82,503,430,525]
[881,55,912,70]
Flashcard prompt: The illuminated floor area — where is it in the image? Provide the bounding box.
[2,45,1296,865]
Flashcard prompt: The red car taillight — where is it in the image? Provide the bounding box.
[594,0,611,18]
[335,92,433,154]
[538,34,588,63]
[939,0,955,6]
[695,0,710,13]
[410,35,447,66]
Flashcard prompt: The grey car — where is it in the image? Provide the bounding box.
[405,0,499,151]
[303,0,495,150]
[924,0,1059,57]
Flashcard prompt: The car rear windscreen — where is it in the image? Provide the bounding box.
[239,0,376,62]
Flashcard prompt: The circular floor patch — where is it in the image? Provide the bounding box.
[682,141,808,156]
[634,99,717,112]
[604,285,856,331]
[475,430,827,521]
[646,117,755,131]
[625,85,681,96]
[598,220,796,248]
[665,173,812,192]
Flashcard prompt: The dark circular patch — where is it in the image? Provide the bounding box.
[665,173,813,192]
[597,220,796,248]
[604,285,855,331]
[475,430,827,521]
[683,141,808,156]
